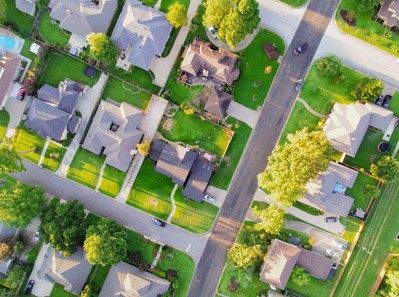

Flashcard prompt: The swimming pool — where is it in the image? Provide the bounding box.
[0,34,16,51]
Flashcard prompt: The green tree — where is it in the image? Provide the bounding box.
[137,139,150,156]
[370,156,399,183]
[351,77,383,102]
[86,33,118,64]
[291,266,311,287]
[362,184,381,199]
[0,0,6,24]
[0,182,46,227]
[39,199,87,256]
[0,145,25,174]
[355,0,381,11]
[84,218,127,266]
[227,244,262,270]
[3,265,25,289]
[0,237,23,261]
[203,0,230,28]
[258,128,332,207]
[0,288,13,297]
[80,285,92,297]
[316,55,343,79]
[251,204,286,235]
[166,2,187,28]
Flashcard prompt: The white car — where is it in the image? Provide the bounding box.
[207,26,218,39]
[326,249,339,257]
[332,240,347,250]
[203,194,216,203]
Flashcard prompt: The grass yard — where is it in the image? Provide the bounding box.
[20,38,37,61]
[40,142,67,172]
[341,216,362,243]
[346,172,379,209]
[127,159,173,220]
[107,0,124,35]
[171,188,219,234]
[233,29,285,110]
[67,148,105,189]
[294,201,322,215]
[101,76,151,110]
[300,64,365,114]
[279,0,308,7]
[38,11,70,46]
[49,283,77,297]
[159,110,232,157]
[390,91,399,117]
[86,265,111,295]
[210,119,252,190]
[0,110,10,141]
[334,183,399,297]
[141,0,158,5]
[4,0,34,36]
[39,52,100,88]
[156,248,195,297]
[126,229,159,264]
[336,0,399,57]
[98,165,127,198]
[12,125,45,164]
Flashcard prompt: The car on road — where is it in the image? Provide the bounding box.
[325,216,338,223]
[383,94,392,109]
[294,42,308,55]
[152,217,166,227]
[203,194,216,203]
[332,240,347,250]
[16,87,26,101]
[207,26,218,39]
[25,280,35,295]
[295,79,304,91]
[326,249,339,257]
[375,94,384,106]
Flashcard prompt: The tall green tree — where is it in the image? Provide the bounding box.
[355,0,381,11]
[166,2,187,28]
[3,266,24,289]
[203,0,230,28]
[0,237,23,261]
[291,266,311,287]
[39,199,87,256]
[0,0,6,24]
[86,33,118,64]
[258,128,332,207]
[370,156,399,183]
[316,55,343,79]
[251,204,285,235]
[0,145,25,173]
[351,77,383,102]
[0,182,46,227]
[227,244,262,270]
[84,218,127,266]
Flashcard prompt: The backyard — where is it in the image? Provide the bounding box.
[38,10,70,47]
[346,172,379,210]
[4,0,34,36]
[12,125,46,164]
[40,142,67,172]
[389,91,399,116]
[49,283,77,297]
[98,165,127,198]
[0,110,9,141]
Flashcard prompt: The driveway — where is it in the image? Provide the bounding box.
[28,244,54,297]
[3,83,29,138]
[226,101,260,128]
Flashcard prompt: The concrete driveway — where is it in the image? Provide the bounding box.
[3,83,29,138]
[28,244,54,297]
[226,101,260,128]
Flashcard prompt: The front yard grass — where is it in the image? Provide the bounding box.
[67,148,105,189]
[341,216,362,243]
[346,172,379,209]
[233,29,285,110]
[12,125,45,164]
[4,0,34,36]
[98,165,127,198]
[127,159,173,221]
[101,76,151,110]
[171,188,219,234]
[87,265,110,295]
[0,110,10,141]
[39,51,100,88]
[126,229,159,264]
[159,110,232,157]
[38,10,70,46]
[40,142,67,172]
[49,283,77,297]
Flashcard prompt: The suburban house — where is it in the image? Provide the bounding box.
[25,78,85,141]
[323,102,394,157]
[15,0,37,16]
[111,0,172,71]
[99,261,170,297]
[150,141,214,202]
[0,221,18,277]
[378,0,399,28]
[300,162,358,217]
[48,0,118,39]
[260,239,335,290]
[82,100,144,172]
[179,37,240,87]
[0,48,22,107]
[37,247,92,295]
[204,88,233,118]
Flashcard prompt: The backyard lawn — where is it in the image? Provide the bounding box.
[38,10,70,46]
[49,283,77,297]
[101,76,151,110]
[86,265,110,295]
[20,38,37,61]
[98,165,127,198]
[67,148,105,189]
[346,172,379,210]
[171,188,219,234]
[40,142,67,172]
[126,229,159,264]
[233,29,285,110]
[127,159,173,220]
[4,0,34,36]
[12,125,45,164]
[159,110,233,157]
[39,52,100,88]
[0,110,9,141]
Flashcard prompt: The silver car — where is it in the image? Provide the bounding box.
[207,26,218,39]
[295,79,304,91]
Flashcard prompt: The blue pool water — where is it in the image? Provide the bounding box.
[0,34,16,51]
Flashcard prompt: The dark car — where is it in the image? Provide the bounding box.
[295,79,304,91]
[383,94,392,109]
[25,280,35,295]
[16,87,26,101]
[294,42,308,55]
[152,217,166,227]
[325,216,338,223]
[375,94,384,106]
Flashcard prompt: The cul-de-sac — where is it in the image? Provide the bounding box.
[0,0,399,296]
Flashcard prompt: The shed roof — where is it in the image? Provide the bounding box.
[205,88,233,118]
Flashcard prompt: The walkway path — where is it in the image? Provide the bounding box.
[167,184,179,223]
[37,137,50,166]
[226,101,260,128]
[296,97,326,118]
[94,162,106,192]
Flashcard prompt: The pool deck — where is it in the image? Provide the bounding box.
[0,27,24,55]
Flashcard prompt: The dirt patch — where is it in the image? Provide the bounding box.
[161,117,173,131]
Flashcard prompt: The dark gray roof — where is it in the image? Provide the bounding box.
[37,84,60,104]
[149,140,167,163]
[67,115,81,133]
[0,49,21,106]
[205,89,233,118]
[183,158,214,202]
[297,248,334,281]
[15,0,37,16]
[378,0,399,27]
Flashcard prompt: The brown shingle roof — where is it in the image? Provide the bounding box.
[204,88,233,118]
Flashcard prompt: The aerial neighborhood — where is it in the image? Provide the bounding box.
[0,0,399,296]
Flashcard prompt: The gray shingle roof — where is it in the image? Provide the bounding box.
[378,0,399,27]
[297,249,334,281]
[149,140,166,162]
[15,0,37,16]
[183,158,214,202]
[0,49,21,106]
[111,0,172,70]
[205,88,233,118]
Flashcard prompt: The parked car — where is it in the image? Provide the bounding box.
[25,280,35,295]
[332,240,347,250]
[383,94,392,109]
[375,95,384,106]
[294,42,309,55]
[152,217,166,227]
[203,194,216,203]
[207,26,218,39]
[326,249,339,257]
[325,216,338,223]
[16,87,26,101]
[34,231,40,240]
[295,79,304,91]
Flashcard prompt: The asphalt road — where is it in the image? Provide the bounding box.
[187,0,340,296]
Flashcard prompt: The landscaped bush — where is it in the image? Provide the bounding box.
[152,269,167,279]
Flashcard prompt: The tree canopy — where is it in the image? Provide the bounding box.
[166,3,187,28]
[137,139,150,156]
[203,0,260,48]
[227,244,262,270]
[84,218,127,266]
[291,266,311,287]
[86,33,118,64]
[351,77,383,102]
[370,156,399,183]
[354,0,381,11]
[252,204,286,235]
[316,55,343,79]
[0,237,23,261]
[0,145,25,174]
[258,128,333,207]
[39,199,87,256]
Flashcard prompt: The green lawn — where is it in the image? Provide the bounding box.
[4,0,34,36]
[171,188,219,234]
[106,0,124,35]
[233,29,285,110]
[293,201,322,215]
[279,0,308,7]
[390,91,399,117]
[340,217,362,243]
[101,76,151,110]
[336,0,399,57]
[141,0,158,5]
[49,283,77,297]
[126,229,159,264]
[86,265,110,295]
[127,159,173,220]
[12,125,46,164]
[346,172,379,210]
[67,148,105,189]
[0,110,10,141]
[20,38,37,61]
[300,64,365,114]
[159,110,232,157]
[38,11,70,46]
[98,165,127,197]
[39,52,100,88]
[156,248,195,297]
[40,142,67,172]
[210,119,252,190]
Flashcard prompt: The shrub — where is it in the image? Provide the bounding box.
[152,270,167,279]
[228,277,239,292]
